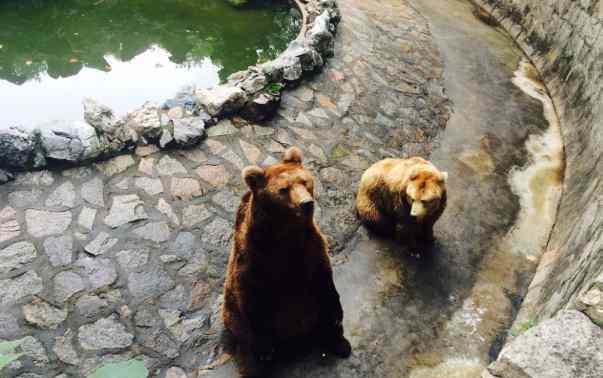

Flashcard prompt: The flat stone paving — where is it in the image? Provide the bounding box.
[0,0,554,377]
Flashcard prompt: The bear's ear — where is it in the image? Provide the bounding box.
[283,147,303,164]
[242,166,266,191]
[441,171,449,183]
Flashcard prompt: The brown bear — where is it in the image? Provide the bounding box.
[355,157,448,244]
[223,147,351,377]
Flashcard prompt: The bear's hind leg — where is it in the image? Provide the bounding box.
[314,271,352,358]
[316,321,352,358]
[236,344,271,378]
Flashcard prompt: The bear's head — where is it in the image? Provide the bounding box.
[242,147,316,222]
[405,165,447,222]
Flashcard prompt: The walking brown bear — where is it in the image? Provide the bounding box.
[223,147,351,377]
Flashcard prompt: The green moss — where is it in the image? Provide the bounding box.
[508,319,537,337]
[330,144,351,160]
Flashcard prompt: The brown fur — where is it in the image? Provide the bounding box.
[355,157,448,244]
[223,147,351,377]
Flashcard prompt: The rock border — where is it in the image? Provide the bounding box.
[0,0,340,180]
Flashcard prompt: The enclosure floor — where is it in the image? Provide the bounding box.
[0,0,557,377]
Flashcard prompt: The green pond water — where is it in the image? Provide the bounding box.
[0,0,299,126]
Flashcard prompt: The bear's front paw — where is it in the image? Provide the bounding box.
[330,337,352,358]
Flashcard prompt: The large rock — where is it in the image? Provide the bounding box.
[286,41,324,72]
[306,11,335,57]
[487,310,603,378]
[78,316,134,351]
[0,168,14,184]
[196,86,247,116]
[123,102,162,143]
[172,117,206,147]
[83,98,119,134]
[259,53,302,82]
[241,92,281,122]
[282,56,303,82]
[38,120,101,162]
[235,72,268,94]
[0,127,36,170]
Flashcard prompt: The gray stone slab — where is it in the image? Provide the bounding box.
[22,300,68,329]
[488,311,603,378]
[84,232,118,256]
[0,241,37,274]
[78,316,134,351]
[104,194,148,228]
[25,209,72,238]
[43,235,73,267]
[0,271,43,307]
[53,271,85,303]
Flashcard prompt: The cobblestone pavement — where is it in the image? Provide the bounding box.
[0,0,554,377]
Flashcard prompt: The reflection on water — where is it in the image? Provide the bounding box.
[0,0,299,126]
[1,47,220,125]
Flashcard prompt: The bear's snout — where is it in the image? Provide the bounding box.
[300,199,315,215]
[291,184,314,215]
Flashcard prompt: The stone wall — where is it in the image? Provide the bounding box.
[470,0,603,375]
[472,0,603,324]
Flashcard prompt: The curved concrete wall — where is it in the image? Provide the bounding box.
[472,0,602,322]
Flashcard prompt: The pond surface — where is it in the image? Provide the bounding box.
[0,0,299,126]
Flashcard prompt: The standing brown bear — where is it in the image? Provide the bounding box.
[223,147,351,377]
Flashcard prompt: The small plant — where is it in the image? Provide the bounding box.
[264,82,283,96]
[508,319,537,337]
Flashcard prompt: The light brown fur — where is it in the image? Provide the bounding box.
[356,157,447,243]
[223,147,351,377]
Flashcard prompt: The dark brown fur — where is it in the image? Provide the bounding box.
[223,147,351,377]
